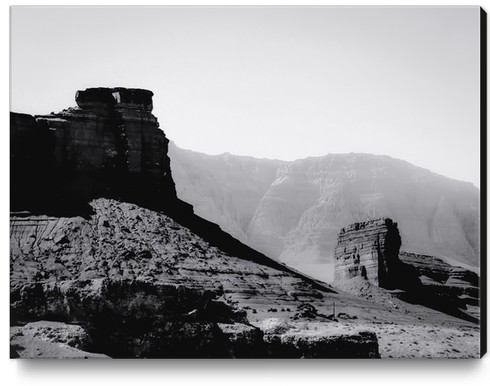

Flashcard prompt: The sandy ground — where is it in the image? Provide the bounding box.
[339,321,479,359]
[244,276,481,359]
[248,317,480,359]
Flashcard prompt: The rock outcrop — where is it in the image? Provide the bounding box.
[9,198,333,296]
[332,218,479,323]
[11,198,381,358]
[11,87,188,217]
[333,218,404,289]
[399,252,480,319]
[257,318,380,358]
[11,278,263,358]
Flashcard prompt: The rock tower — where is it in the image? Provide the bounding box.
[333,218,402,288]
[10,87,185,216]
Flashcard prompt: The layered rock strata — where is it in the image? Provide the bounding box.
[333,218,479,323]
[11,278,263,358]
[9,88,321,279]
[12,88,382,358]
[333,218,404,288]
[11,88,187,217]
[12,87,476,358]
[10,198,381,358]
[399,252,480,316]
[9,198,333,296]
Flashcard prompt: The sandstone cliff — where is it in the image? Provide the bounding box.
[11,87,187,217]
[333,218,479,323]
[333,218,403,288]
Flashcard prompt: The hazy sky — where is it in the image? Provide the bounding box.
[10,6,481,188]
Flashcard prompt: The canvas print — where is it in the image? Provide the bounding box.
[9,6,484,359]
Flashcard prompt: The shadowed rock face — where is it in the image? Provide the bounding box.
[10,277,381,359]
[11,87,184,217]
[399,252,480,312]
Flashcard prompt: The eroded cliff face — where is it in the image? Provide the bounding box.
[10,198,332,299]
[333,218,402,288]
[11,87,184,217]
[333,218,479,323]
[13,89,366,358]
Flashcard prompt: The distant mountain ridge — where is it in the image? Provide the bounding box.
[169,143,480,282]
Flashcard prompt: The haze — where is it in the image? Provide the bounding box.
[10,6,481,188]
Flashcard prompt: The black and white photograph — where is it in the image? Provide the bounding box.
[8,4,484,366]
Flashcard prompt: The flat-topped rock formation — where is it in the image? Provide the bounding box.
[11,87,187,217]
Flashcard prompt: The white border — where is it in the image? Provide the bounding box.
[4,1,488,385]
